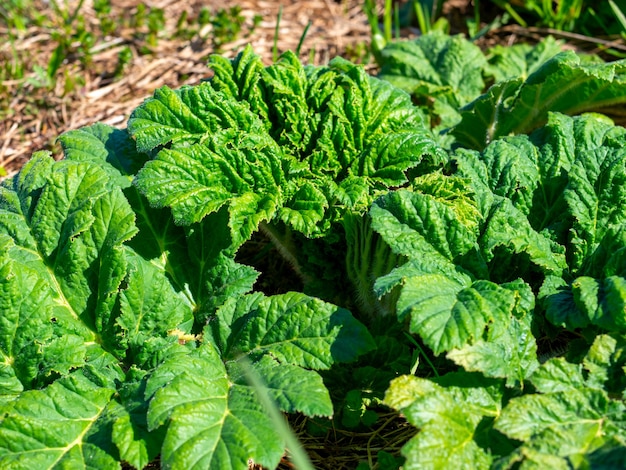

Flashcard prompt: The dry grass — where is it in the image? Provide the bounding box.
[275,412,417,469]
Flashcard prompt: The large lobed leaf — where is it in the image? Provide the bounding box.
[384,373,503,469]
[378,32,487,130]
[379,110,626,469]
[370,172,555,360]
[453,52,626,150]
[0,371,119,469]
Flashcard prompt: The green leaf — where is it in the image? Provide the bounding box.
[467,136,541,216]
[564,132,626,271]
[495,388,625,461]
[384,375,494,469]
[110,379,164,470]
[529,358,586,393]
[447,281,539,386]
[546,275,626,332]
[479,196,566,282]
[370,177,480,262]
[131,47,442,245]
[0,154,140,383]
[117,251,194,358]
[453,52,626,150]
[213,292,375,368]
[395,270,518,355]
[485,36,565,83]
[58,123,148,183]
[146,344,284,470]
[495,356,626,459]
[279,182,328,236]
[227,355,333,417]
[133,137,283,239]
[0,372,118,469]
[378,32,487,128]
[583,334,626,395]
[207,45,266,112]
[451,78,523,151]
[198,255,259,322]
[0,234,60,387]
[129,82,258,153]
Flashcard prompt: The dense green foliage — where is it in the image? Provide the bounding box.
[2,34,626,468]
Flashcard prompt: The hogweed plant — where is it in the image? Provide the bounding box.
[2,41,626,468]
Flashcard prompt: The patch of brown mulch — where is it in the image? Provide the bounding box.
[0,0,375,179]
[251,411,416,470]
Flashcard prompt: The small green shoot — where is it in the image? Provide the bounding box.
[113,46,133,79]
[413,0,450,35]
[296,21,312,57]
[273,5,282,62]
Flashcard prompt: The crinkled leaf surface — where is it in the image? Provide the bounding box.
[140,288,371,469]
[208,291,375,368]
[0,153,137,384]
[227,355,332,417]
[370,174,555,356]
[104,377,165,470]
[57,123,149,184]
[451,113,626,333]
[370,176,480,262]
[583,334,626,395]
[563,128,626,271]
[485,36,566,84]
[490,344,626,468]
[446,280,540,386]
[130,46,443,246]
[494,370,626,467]
[116,251,194,359]
[398,274,523,355]
[0,122,376,470]
[146,343,331,470]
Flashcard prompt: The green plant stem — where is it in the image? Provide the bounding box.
[363,0,385,63]
[609,0,626,34]
[344,212,400,319]
[384,0,392,41]
[414,1,430,34]
[474,0,480,27]
[502,2,527,27]
[394,3,400,39]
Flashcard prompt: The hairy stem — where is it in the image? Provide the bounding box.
[344,212,401,319]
